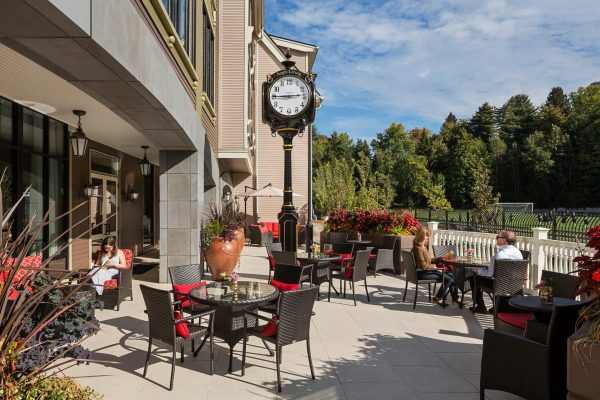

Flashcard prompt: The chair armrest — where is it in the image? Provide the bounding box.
[175,309,215,324]
[243,310,275,324]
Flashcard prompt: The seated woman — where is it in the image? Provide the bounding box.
[412,227,458,306]
[89,236,127,295]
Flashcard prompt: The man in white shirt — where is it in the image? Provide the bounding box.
[469,230,523,313]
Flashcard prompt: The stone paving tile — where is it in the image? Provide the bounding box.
[70,245,502,399]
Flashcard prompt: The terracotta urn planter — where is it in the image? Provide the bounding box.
[204,237,240,280]
[567,320,600,399]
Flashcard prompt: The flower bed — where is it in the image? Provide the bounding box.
[325,208,420,235]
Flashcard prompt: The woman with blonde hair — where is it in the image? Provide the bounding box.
[412,227,457,305]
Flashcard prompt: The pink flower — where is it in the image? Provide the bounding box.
[466,248,475,255]
[231,271,239,282]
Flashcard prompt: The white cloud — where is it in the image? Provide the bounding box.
[266,0,600,136]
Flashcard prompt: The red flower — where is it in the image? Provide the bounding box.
[592,270,600,282]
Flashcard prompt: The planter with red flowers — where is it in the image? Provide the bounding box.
[568,225,600,400]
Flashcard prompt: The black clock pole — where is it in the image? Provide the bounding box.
[277,127,299,252]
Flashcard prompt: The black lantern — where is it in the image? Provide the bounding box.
[222,185,233,205]
[69,110,88,157]
[139,145,152,176]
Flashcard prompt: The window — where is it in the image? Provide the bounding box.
[0,97,68,262]
[161,0,196,66]
[203,5,215,104]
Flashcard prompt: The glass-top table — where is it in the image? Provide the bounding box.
[188,281,279,373]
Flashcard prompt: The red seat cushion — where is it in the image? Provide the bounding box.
[174,311,190,338]
[331,253,353,265]
[260,317,278,337]
[343,267,354,279]
[121,249,133,269]
[103,279,119,290]
[369,254,377,260]
[270,279,299,292]
[497,312,533,329]
[259,223,268,233]
[173,282,207,308]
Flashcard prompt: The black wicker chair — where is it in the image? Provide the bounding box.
[242,286,319,392]
[168,264,211,316]
[473,259,529,313]
[249,224,273,246]
[327,232,348,245]
[481,301,586,400]
[259,261,313,314]
[493,270,580,335]
[265,243,282,282]
[368,248,394,277]
[328,250,371,306]
[401,250,443,309]
[432,245,460,304]
[140,284,215,390]
[520,249,531,261]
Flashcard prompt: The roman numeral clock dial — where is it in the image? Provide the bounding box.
[269,76,310,117]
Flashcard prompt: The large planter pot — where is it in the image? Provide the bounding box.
[568,321,600,400]
[204,237,240,280]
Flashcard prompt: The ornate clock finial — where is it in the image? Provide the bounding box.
[282,50,295,70]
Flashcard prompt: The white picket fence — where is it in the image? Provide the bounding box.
[427,222,592,290]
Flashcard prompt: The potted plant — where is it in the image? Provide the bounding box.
[201,204,244,280]
[568,225,600,399]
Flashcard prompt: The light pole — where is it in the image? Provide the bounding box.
[277,128,300,252]
[306,125,313,252]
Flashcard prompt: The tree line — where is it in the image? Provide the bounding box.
[312,83,600,216]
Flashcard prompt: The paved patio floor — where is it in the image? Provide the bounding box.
[70,246,523,399]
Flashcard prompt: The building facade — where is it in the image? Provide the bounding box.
[0,0,317,282]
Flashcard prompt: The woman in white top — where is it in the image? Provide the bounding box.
[89,236,127,295]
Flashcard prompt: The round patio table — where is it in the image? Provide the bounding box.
[508,295,581,323]
[188,281,278,373]
[296,252,342,300]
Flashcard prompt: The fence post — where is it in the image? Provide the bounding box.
[427,221,439,255]
[445,211,449,229]
[530,227,550,291]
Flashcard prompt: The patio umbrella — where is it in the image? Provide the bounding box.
[238,184,303,230]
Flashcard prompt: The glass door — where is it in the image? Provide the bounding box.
[90,173,119,251]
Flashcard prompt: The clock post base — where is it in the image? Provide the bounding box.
[278,209,298,252]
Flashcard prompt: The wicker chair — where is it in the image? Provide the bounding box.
[401,250,443,309]
[520,249,531,261]
[481,301,586,400]
[432,245,461,304]
[493,270,580,335]
[242,286,319,392]
[140,284,215,390]
[259,261,313,314]
[249,224,273,246]
[97,248,133,311]
[473,259,529,313]
[271,251,311,284]
[327,232,348,245]
[265,243,282,282]
[168,264,210,317]
[328,250,371,306]
[368,248,394,277]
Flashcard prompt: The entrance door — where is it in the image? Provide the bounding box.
[90,174,119,252]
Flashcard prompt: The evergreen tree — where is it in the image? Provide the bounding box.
[469,102,496,143]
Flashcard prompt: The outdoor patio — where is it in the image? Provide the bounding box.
[69,246,524,400]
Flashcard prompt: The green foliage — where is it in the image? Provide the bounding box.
[200,203,243,248]
[314,158,355,214]
[0,375,102,400]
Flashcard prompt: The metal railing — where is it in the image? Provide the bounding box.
[411,209,600,243]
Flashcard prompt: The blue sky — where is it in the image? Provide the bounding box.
[264,0,600,142]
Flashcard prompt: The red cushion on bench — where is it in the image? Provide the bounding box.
[497,312,533,329]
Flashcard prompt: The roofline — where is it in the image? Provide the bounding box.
[265,31,319,70]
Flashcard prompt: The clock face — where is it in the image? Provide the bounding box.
[269,75,310,117]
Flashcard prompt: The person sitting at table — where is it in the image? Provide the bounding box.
[412,227,458,306]
[88,236,127,295]
[469,230,523,313]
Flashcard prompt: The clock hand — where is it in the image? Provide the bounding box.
[271,94,302,99]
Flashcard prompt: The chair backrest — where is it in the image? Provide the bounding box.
[541,270,579,299]
[432,244,457,259]
[169,264,204,285]
[402,250,418,284]
[272,251,296,266]
[331,243,354,255]
[493,259,529,295]
[273,263,306,284]
[520,249,531,261]
[276,286,318,346]
[382,235,397,250]
[328,232,348,245]
[140,284,175,345]
[352,250,370,282]
[265,242,282,258]
[375,248,393,268]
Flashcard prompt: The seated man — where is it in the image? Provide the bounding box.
[469,230,522,313]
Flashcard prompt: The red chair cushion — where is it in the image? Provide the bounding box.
[174,311,190,339]
[497,312,533,329]
[103,279,118,290]
[343,267,354,279]
[268,255,275,270]
[271,223,279,234]
[331,254,353,265]
[259,223,268,233]
[173,282,207,308]
[260,317,278,337]
[12,255,42,282]
[270,279,299,292]
[369,254,377,260]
